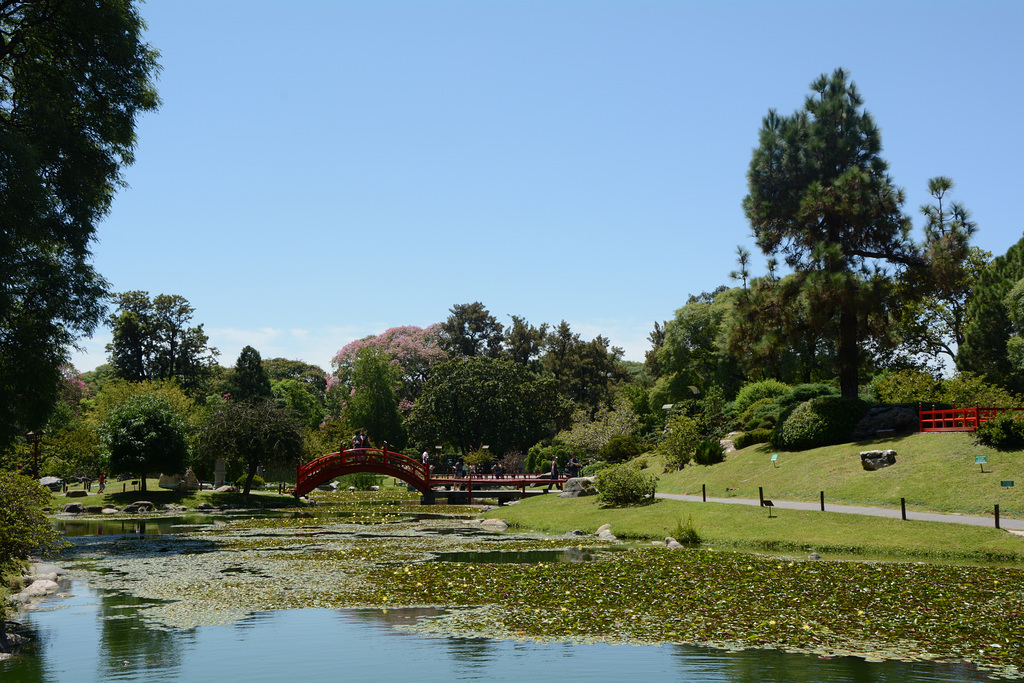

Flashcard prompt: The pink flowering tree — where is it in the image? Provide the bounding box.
[331,324,448,411]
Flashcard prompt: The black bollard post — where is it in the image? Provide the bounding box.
[820,491,825,512]
[758,486,764,506]
[995,504,1001,529]
[702,484,706,502]
[901,497,907,520]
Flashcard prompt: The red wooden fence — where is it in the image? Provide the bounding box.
[918,404,1024,432]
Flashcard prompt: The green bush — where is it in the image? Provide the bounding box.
[596,462,657,507]
[657,413,699,469]
[692,439,726,466]
[526,440,582,473]
[733,429,772,450]
[871,369,942,404]
[740,398,781,430]
[336,472,385,490]
[941,372,1021,409]
[975,416,1024,450]
[770,396,870,451]
[672,514,702,545]
[0,471,67,573]
[732,379,789,417]
[235,474,266,488]
[599,434,643,463]
[777,383,839,410]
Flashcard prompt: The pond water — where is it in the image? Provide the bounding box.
[2,581,992,683]
[0,506,1006,682]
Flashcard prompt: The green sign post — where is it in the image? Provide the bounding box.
[975,455,987,473]
[1002,480,1015,488]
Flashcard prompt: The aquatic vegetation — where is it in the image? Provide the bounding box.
[57,501,1024,679]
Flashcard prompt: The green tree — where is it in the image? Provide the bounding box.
[229,346,272,404]
[502,315,549,369]
[893,178,988,369]
[264,358,328,404]
[102,393,189,493]
[271,379,325,431]
[0,471,65,574]
[344,347,407,449]
[439,302,504,358]
[657,287,743,399]
[959,234,1024,392]
[0,1,160,452]
[555,398,641,458]
[542,321,626,420]
[197,398,304,495]
[408,356,563,455]
[742,68,920,398]
[106,292,219,393]
[659,413,700,469]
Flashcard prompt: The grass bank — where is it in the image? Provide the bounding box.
[484,431,1024,564]
[484,494,1024,563]
[46,477,302,511]
[653,432,1022,518]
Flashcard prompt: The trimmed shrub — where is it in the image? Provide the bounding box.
[777,383,839,410]
[733,429,772,450]
[740,398,781,430]
[975,416,1024,450]
[693,439,726,466]
[596,462,657,507]
[599,434,643,463]
[732,379,789,417]
[771,396,870,451]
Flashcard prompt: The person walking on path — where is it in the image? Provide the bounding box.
[546,457,561,491]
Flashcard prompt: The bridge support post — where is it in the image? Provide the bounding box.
[420,491,436,505]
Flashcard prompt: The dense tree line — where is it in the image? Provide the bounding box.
[4,63,1024,539]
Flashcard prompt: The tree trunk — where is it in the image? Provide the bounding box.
[838,301,859,399]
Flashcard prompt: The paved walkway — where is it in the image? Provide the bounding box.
[655,492,1024,531]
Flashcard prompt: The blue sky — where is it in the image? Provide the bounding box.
[71,0,1024,373]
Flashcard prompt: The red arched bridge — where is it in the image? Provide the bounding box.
[293,447,569,503]
[294,447,430,498]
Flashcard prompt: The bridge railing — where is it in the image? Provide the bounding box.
[919,404,1024,432]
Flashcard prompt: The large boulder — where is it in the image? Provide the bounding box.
[860,449,897,471]
[558,477,598,498]
[61,503,84,514]
[65,489,87,498]
[851,405,918,439]
[158,473,182,489]
[480,518,508,531]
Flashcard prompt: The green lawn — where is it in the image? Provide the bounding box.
[483,432,1024,564]
[47,477,301,510]
[654,432,1023,517]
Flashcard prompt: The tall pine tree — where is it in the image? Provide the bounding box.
[743,68,920,398]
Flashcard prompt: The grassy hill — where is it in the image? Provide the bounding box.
[485,432,1024,563]
[654,431,1023,518]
